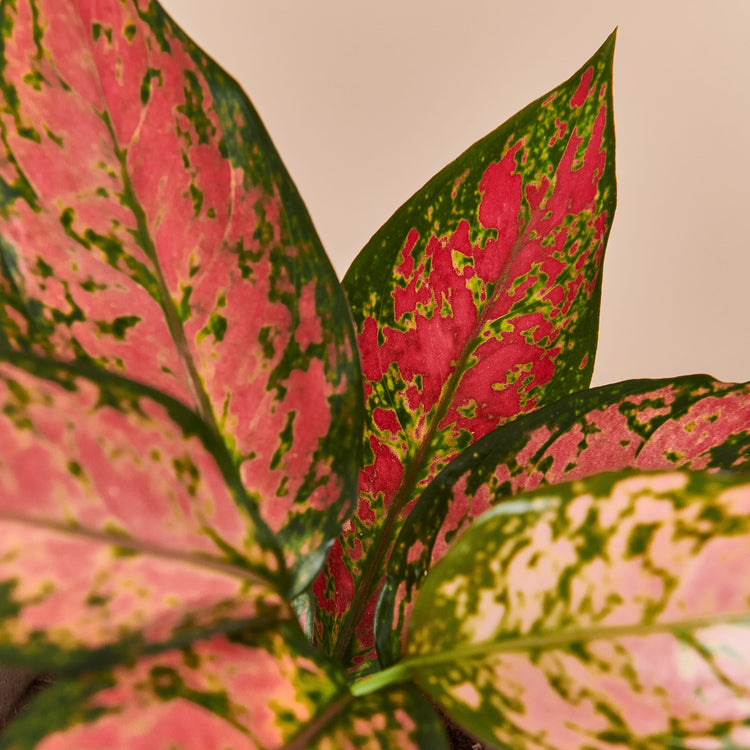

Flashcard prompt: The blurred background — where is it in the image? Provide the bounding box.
[159,1,749,388]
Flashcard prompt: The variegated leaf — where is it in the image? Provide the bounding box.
[1,626,347,749]
[0,351,286,669]
[405,470,750,750]
[315,31,616,671]
[310,685,448,750]
[378,375,750,667]
[0,0,361,592]
[3,629,447,750]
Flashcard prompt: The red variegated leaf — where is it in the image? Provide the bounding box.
[378,375,750,667]
[0,0,362,592]
[403,471,750,750]
[4,628,447,750]
[315,32,616,672]
[0,351,286,669]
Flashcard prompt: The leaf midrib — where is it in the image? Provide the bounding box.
[99,109,220,440]
[352,609,750,696]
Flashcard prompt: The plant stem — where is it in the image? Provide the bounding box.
[349,661,412,696]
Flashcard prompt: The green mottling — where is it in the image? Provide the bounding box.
[85,593,110,607]
[189,183,203,215]
[111,545,139,558]
[67,460,83,478]
[34,256,53,278]
[626,523,658,558]
[0,580,21,622]
[270,411,296,471]
[258,326,275,359]
[177,70,214,146]
[124,24,136,42]
[95,315,140,341]
[203,312,227,342]
[140,68,162,105]
[43,124,63,147]
[173,455,200,497]
[22,70,44,91]
[91,23,112,44]
[177,284,192,321]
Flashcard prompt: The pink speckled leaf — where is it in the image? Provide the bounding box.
[406,470,750,750]
[0,0,361,592]
[0,351,286,669]
[4,628,448,750]
[378,375,750,667]
[315,33,616,671]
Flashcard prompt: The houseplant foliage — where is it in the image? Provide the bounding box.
[0,1,748,748]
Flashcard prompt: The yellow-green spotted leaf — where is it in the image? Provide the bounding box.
[405,470,750,750]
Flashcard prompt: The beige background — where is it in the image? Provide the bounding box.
[159,1,749,388]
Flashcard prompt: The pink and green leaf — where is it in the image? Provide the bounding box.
[0,351,287,669]
[1,626,348,750]
[378,375,750,666]
[4,628,448,750]
[315,32,616,671]
[0,0,362,593]
[404,470,750,750]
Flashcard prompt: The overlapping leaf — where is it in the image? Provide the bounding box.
[1,626,348,749]
[0,0,361,592]
[405,470,750,750]
[0,351,286,669]
[378,375,750,666]
[314,32,616,670]
[4,627,448,750]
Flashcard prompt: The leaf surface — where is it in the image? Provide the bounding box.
[0,351,285,669]
[379,375,750,666]
[1,626,347,750]
[0,0,361,592]
[4,629,448,750]
[406,470,750,750]
[315,32,617,671]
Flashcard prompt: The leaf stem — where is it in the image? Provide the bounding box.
[349,661,412,696]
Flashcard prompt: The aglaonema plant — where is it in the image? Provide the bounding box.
[0,2,748,749]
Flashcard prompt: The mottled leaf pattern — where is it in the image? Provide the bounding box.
[378,375,750,666]
[406,471,750,750]
[310,685,449,750]
[1,626,348,750]
[0,0,361,591]
[314,32,616,670]
[0,351,285,668]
